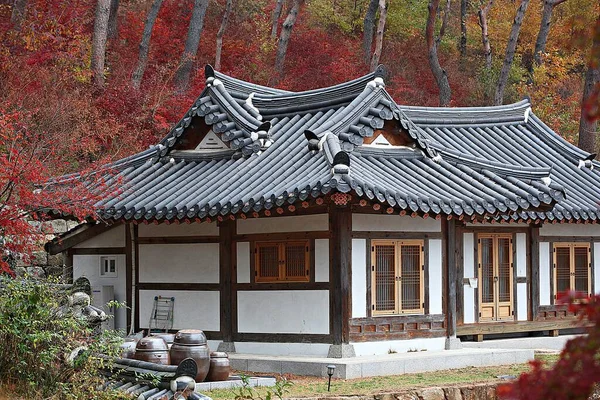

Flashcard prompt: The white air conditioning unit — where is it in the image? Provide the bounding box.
[91,285,115,331]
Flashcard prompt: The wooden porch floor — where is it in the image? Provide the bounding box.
[457,319,587,337]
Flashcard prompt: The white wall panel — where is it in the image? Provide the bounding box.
[463,233,475,323]
[74,225,125,248]
[237,291,329,334]
[73,255,127,330]
[595,243,600,294]
[137,222,218,237]
[539,242,551,305]
[516,233,527,277]
[139,243,219,283]
[540,224,600,236]
[428,239,443,315]
[352,239,367,318]
[315,239,329,282]
[351,337,446,356]
[237,214,328,234]
[234,342,330,357]
[138,290,219,331]
[517,282,528,321]
[352,214,440,232]
[237,242,250,284]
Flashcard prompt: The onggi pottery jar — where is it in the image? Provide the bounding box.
[134,336,170,365]
[205,352,231,382]
[150,332,175,349]
[120,338,138,359]
[169,330,210,382]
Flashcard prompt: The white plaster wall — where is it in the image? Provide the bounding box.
[73,254,127,330]
[351,337,446,356]
[233,342,331,357]
[428,239,443,315]
[463,233,475,324]
[137,222,218,237]
[237,291,329,334]
[352,214,441,232]
[138,290,219,331]
[352,239,367,318]
[539,242,551,305]
[237,242,250,284]
[516,233,527,277]
[315,239,329,282]
[595,243,600,294]
[236,214,328,234]
[138,243,219,283]
[74,225,125,248]
[517,283,528,321]
[540,224,600,236]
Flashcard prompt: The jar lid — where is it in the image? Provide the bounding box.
[136,337,168,351]
[210,351,229,358]
[174,329,207,345]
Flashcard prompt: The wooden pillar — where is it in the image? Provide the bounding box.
[530,224,540,321]
[125,223,133,334]
[443,219,458,340]
[329,204,352,345]
[455,223,464,326]
[133,224,140,333]
[219,219,236,345]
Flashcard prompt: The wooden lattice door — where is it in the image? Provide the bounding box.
[478,234,514,322]
[553,243,591,299]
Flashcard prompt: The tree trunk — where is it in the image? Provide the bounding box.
[215,0,233,70]
[426,0,451,106]
[274,0,303,77]
[533,0,567,66]
[363,0,379,65]
[107,0,120,39]
[271,0,285,41]
[174,0,209,94]
[131,0,164,90]
[369,0,387,72]
[459,0,467,57]
[10,0,27,30]
[91,0,111,89]
[578,23,600,153]
[437,0,451,43]
[477,0,494,69]
[494,0,530,105]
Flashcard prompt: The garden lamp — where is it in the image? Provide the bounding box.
[326,364,336,391]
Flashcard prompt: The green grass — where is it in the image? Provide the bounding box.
[207,354,560,400]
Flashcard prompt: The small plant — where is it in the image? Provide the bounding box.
[388,348,398,354]
[231,374,293,400]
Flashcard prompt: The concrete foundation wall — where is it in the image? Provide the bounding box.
[138,243,219,283]
[73,254,127,330]
[236,214,328,234]
[138,289,220,331]
[237,290,329,334]
[352,214,441,232]
[351,337,446,356]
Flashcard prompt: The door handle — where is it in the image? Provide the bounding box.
[494,276,498,282]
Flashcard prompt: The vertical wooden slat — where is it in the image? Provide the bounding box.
[330,204,352,345]
[445,219,457,338]
[219,219,236,343]
[133,224,140,333]
[125,223,133,334]
[456,225,464,326]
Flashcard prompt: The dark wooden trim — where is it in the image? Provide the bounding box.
[366,238,372,317]
[351,314,445,324]
[134,225,140,333]
[235,282,329,291]
[233,332,333,343]
[539,236,600,242]
[463,226,529,234]
[444,219,457,338]
[516,277,527,284]
[456,225,464,326]
[125,224,132,334]
[423,240,430,315]
[329,205,352,345]
[530,225,540,321]
[219,219,236,343]
[138,282,220,291]
[525,229,532,321]
[349,314,446,342]
[71,247,126,255]
[458,319,588,336]
[46,222,120,254]
[512,232,518,321]
[352,231,442,239]
[549,242,555,304]
[473,232,479,322]
[235,231,329,242]
[137,236,219,244]
[158,330,222,340]
[591,241,596,295]
[65,249,74,283]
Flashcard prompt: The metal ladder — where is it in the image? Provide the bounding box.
[148,296,175,333]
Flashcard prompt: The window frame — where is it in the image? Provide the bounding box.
[552,242,591,301]
[370,239,425,316]
[99,256,118,278]
[253,240,311,283]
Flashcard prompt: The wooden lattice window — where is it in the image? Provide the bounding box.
[553,243,591,300]
[371,240,424,315]
[255,241,310,282]
[478,234,513,322]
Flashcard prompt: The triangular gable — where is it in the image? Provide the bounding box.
[195,130,228,151]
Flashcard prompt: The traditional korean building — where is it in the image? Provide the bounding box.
[47,65,600,357]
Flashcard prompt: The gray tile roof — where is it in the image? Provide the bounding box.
[87,67,584,223]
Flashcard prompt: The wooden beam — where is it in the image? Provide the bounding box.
[444,219,458,338]
[351,231,442,239]
[219,219,236,343]
[138,282,220,291]
[125,224,133,334]
[329,204,352,345]
[457,319,587,336]
[133,224,140,333]
[137,236,219,244]
[530,225,540,320]
[233,332,333,343]
[456,224,464,326]
[234,231,329,242]
[70,247,126,255]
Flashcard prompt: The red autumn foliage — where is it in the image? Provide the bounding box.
[497,291,600,400]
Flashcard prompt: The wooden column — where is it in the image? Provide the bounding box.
[443,218,457,339]
[530,224,540,320]
[455,223,464,326]
[219,219,236,344]
[329,204,352,345]
[133,224,140,333]
[125,223,133,334]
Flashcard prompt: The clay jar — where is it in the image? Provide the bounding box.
[150,332,176,349]
[169,330,210,382]
[134,336,170,365]
[120,338,138,359]
[205,352,231,382]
